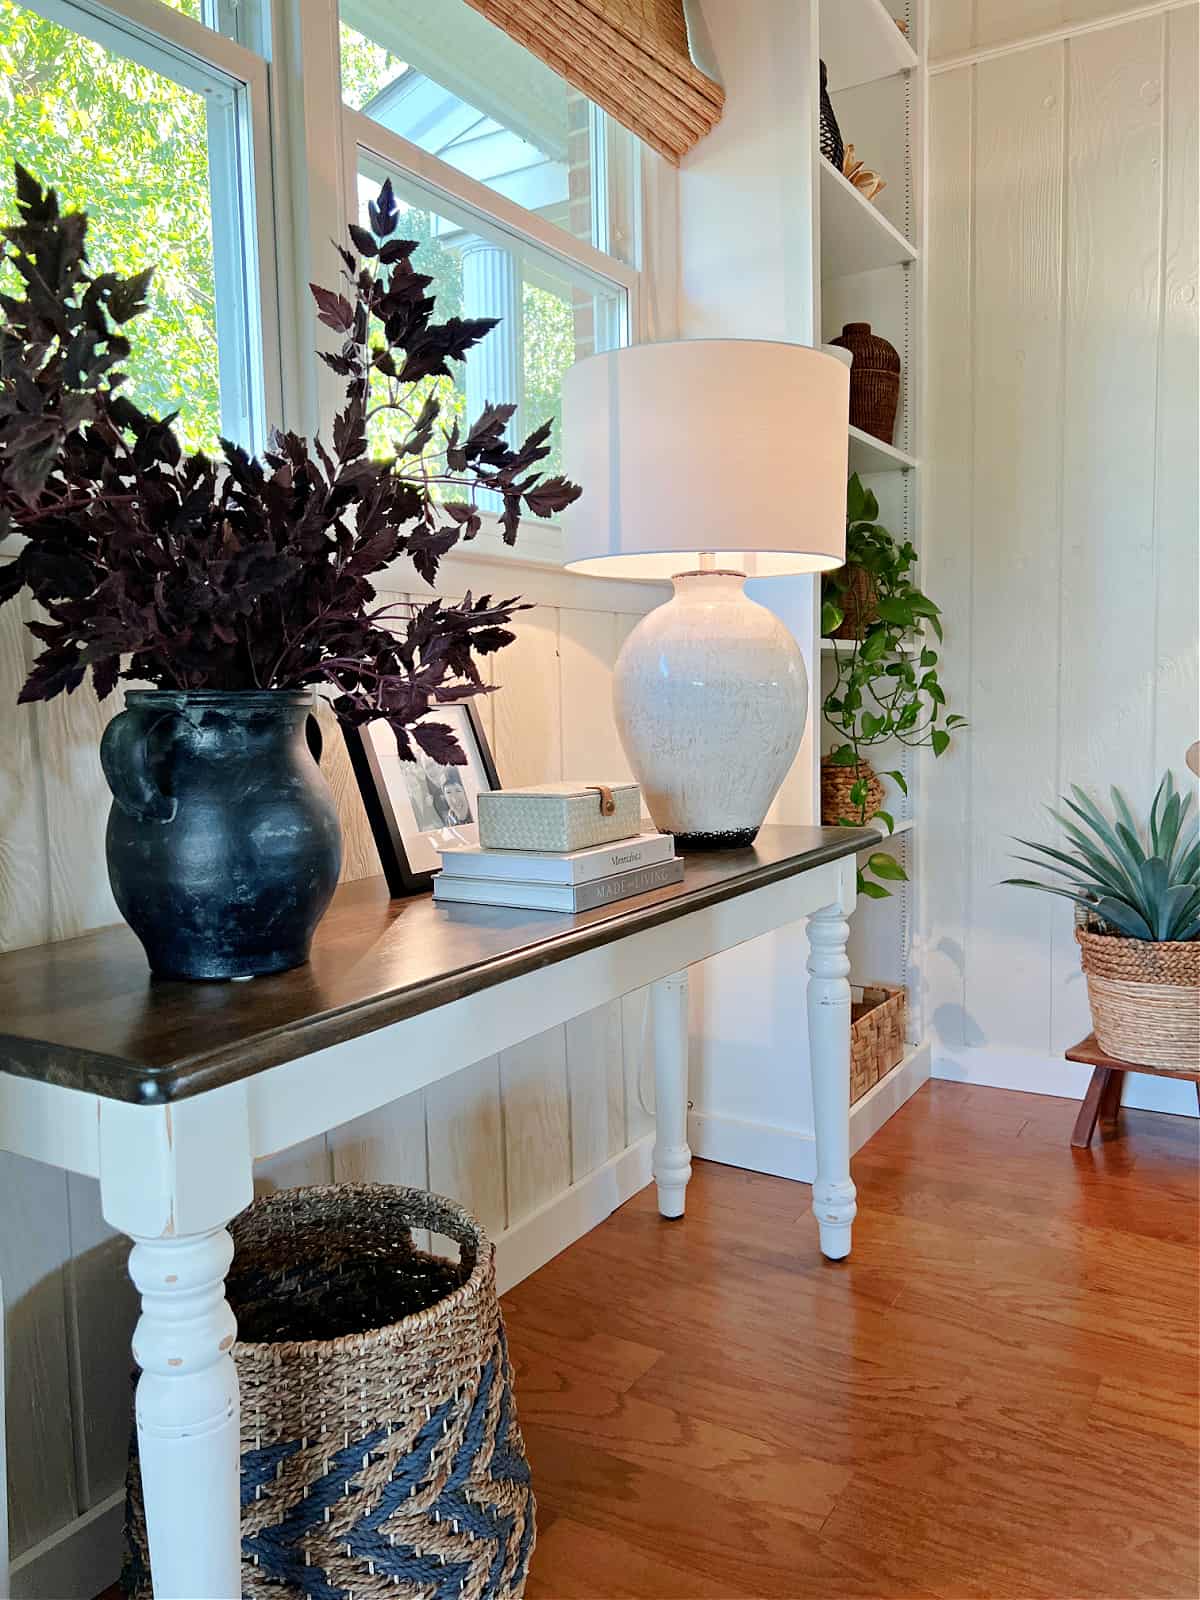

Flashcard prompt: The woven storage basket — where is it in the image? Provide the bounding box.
[1076,927,1200,1071]
[819,60,844,170]
[828,564,880,640]
[821,756,885,825]
[124,1185,534,1600]
[830,323,901,445]
[850,985,907,1103]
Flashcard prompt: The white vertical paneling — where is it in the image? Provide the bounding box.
[963,40,1064,1054]
[565,1002,626,1179]
[426,1056,507,1235]
[620,989,655,1142]
[558,607,632,780]
[923,65,975,1053]
[0,584,49,953]
[1,1155,76,1555]
[1050,14,1166,1049]
[930,0,1181,61]
[328,1089,428,1189]
[1151,3,1198,779]
[929,0,975,61]
[926,4,1198,1096]
[491,605,562,785]
[499,1030,570,1225]
[253,1134,333,1195]
[63,1174,138,1511]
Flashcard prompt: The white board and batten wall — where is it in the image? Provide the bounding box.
[922,0,1200,1112]
[0,545,667,1584]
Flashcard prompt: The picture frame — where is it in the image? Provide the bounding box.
[343,700,502,897]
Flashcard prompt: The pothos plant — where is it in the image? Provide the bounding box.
[0,165,581,764]
[821,474,966,898]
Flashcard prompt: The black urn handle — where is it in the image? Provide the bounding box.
[100,708,181,823]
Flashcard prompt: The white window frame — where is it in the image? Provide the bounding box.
[11,0,282,449]
[6,0,676,569]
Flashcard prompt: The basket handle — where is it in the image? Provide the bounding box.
[397,1189,486,1273]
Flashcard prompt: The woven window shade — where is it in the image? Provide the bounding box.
[463,0,723,164]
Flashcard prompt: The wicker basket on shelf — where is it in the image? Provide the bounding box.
[830,322,901,445]
[850,985,907,1103]
[828,564,880,639]
[821,756,885,825]
[125,1185,535,1600]
[1076,925,1200,1071]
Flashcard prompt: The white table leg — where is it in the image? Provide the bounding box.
[651,968,692,1218]
[807,898,857,1259]
[100,1087,252,1600]
[129,1228,241,1599]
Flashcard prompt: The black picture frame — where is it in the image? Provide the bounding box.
[342,700,502,897]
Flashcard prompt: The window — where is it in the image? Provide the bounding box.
[0,0,273,451]
[339,0,639,268]
[354,157,627,491]
[2,0,661,555]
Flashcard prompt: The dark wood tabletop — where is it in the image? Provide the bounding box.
[0,825,876,1105]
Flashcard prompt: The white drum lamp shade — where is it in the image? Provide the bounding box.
[561,339,849,579]
[561,340,849,848]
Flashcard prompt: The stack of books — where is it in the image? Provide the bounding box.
[434,830,683,913]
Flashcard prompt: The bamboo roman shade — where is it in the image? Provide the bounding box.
[463,0,724,164]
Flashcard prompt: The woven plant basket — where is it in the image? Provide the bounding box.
[819,60,844,169]
[124,1185,534,1600]
[829,564,880,640]
[850,985,907,1103]
[821,756,885,825]
[1076,927,1200,1071]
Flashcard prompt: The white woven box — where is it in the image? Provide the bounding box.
[477,782,642,853]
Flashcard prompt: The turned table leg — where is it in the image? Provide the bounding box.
[651,969,693,1218]
[807,899,857,1260]
[129,1228,242,1598]
[100,1089,253,1599]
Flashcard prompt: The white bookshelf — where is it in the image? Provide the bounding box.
[820,0,917,92]
[816,0,928,1065]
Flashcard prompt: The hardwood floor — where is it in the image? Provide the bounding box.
[504,1082,1199,1599]
[95,1081,1198,1599]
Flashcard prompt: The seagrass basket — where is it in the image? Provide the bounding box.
[830,322,901,445]
[821,756,885,825]
[124,1185,534,1600]
[850,985,907,1103]
[1076,926,1200,1071]
[828,564,880,639]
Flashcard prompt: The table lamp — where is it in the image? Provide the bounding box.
[561,339,849,848]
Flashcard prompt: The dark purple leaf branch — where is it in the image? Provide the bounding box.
[0,166,583,761]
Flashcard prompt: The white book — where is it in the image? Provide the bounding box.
[436,829,674,886]
[433,858,685,914]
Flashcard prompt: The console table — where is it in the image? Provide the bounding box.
[0,824,874,1599]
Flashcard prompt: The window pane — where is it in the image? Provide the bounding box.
[0,0,260,453]
[354,160,625,501]
[341,0,639,266]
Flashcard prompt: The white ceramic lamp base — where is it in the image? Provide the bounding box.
[613,572,808,849]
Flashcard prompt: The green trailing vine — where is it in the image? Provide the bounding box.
[822,474,966,898]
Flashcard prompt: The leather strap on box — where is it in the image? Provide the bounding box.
[586,784,617,816]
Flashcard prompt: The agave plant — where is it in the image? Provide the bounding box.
[1004,773,1200,942]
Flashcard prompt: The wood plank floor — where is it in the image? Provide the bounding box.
[96,1081,1198,1599]
[504,1082,1199,1599]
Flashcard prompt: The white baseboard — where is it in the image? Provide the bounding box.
[933,1046,1199,1117]
[10,1140,655,1598]
[688,1040,932,1183]
[494,1134,654,1295]
[9,1488,124,1600]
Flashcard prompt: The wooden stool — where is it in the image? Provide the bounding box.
[1068,1032,1200,1148]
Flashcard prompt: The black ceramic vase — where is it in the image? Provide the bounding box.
[100,689,342,980]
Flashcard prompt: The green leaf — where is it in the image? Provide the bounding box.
[857,876,891,899]
[875,597,915,626]
[821,600,844,636]
[882,768,908,796]
[871,809,895,834]
[866,852,907,881]
[920,648,938,668]
[945,715,968,728]
[1092,896,1155,940]
[931,729,950,756]
[827,744,859,767]
[861,711,886,737]
[849,778,868,807]
[860,628,889,663]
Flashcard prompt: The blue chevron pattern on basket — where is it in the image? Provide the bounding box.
[240,1344,534,1600]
